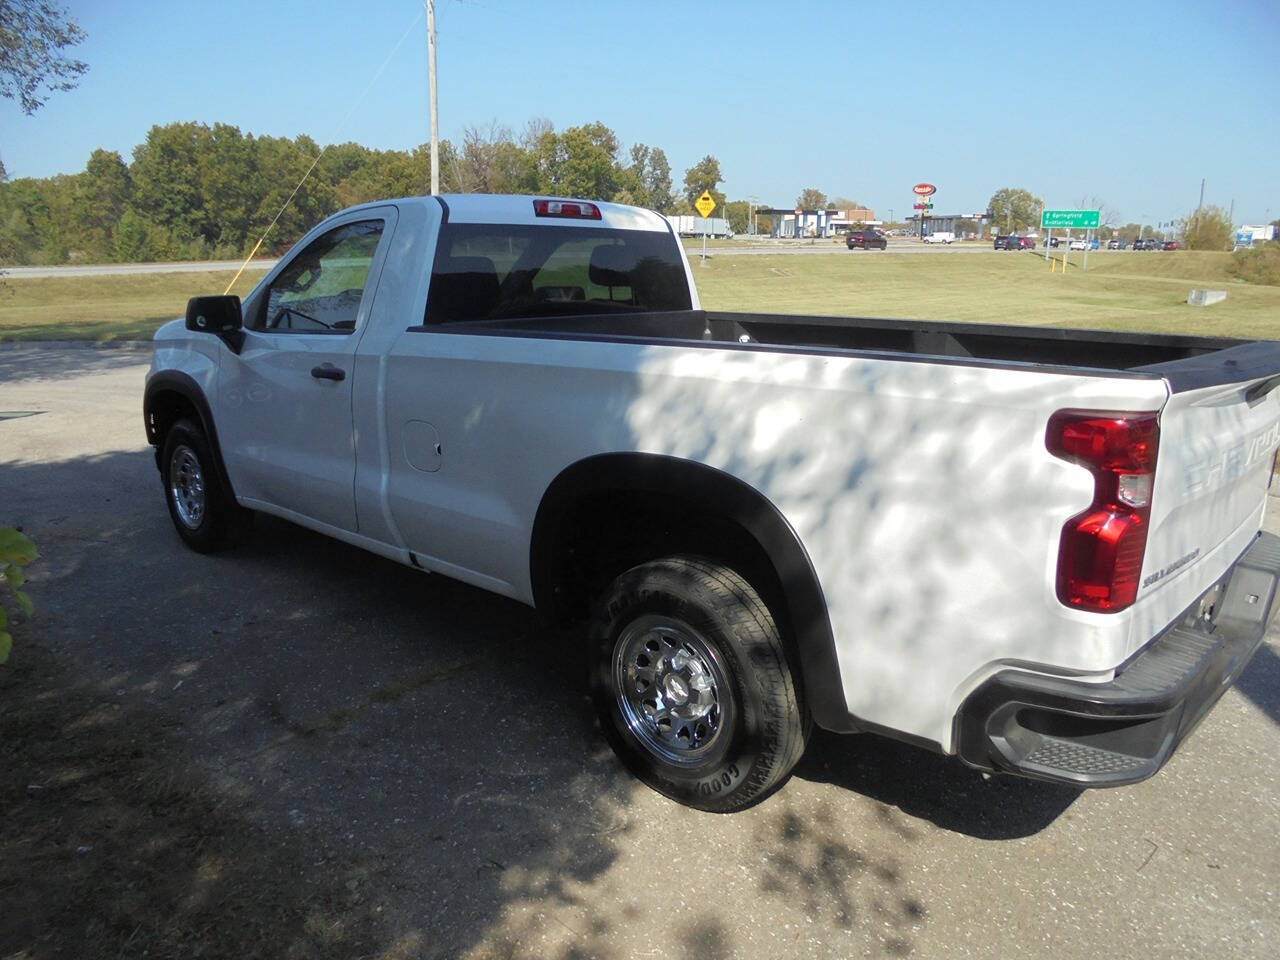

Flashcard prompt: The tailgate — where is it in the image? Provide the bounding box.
[1143,364,1280,602]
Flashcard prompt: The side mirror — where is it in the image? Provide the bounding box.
[185,295,243,334]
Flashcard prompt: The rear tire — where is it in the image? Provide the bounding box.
[160,418,251,553]
[590,556,807,812]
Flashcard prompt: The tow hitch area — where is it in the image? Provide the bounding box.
[956,532,1280,787]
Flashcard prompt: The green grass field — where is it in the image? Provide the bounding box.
[1,250,1276,342]
[693,249,1280,340]
[0,269,268,341]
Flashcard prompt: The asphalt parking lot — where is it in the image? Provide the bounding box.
[2,344,1278,960]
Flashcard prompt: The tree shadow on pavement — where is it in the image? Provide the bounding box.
[1,448,638,959]
[794,729,1080,840]
[1,645,388,958]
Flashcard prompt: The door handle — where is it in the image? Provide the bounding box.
[311,364,345,382]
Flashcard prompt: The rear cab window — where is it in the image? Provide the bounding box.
[426,224,691,324]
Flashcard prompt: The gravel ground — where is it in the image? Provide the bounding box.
[1,344,1277,960]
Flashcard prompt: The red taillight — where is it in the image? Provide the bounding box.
[1046,411,1160,613]
[533,199,602,220]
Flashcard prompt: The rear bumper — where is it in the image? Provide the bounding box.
[955,531,1280,787]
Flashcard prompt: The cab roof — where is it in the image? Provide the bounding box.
[342,193,673,232]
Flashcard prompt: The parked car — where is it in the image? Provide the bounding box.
[1019,236,1037,250]
[1134,238,1161,251]
[1069,239,1087,251]
[145,192,1280,812]
[1162,240,1180,251]
[1048,237,1060,248]
[846,229,887,250]
[923,231,955,244]
[993,235,1021,250]
[1107,239,1125,250]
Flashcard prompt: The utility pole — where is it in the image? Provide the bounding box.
[427,0,439,195]
[1197,178,1204,213]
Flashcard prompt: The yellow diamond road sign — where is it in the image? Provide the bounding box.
[695,191,716,218]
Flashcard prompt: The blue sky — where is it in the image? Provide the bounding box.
[2,0,1278,226]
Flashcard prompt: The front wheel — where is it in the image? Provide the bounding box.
[160,418,251,553]
[590,556,807,812]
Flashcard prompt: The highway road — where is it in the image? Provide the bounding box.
[1,259,280,278]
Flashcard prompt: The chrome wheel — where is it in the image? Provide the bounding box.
[168,444,206,529]
[612,614,733,767]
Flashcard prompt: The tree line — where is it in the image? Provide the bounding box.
[0,119,749,265]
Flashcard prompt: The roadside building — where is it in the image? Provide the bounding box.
[909,211,993,238]
[760,207,879,238]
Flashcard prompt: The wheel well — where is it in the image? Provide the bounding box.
[530,453,851,731]
[143,378,237,500]
[145,389,199,452]
[536,488,786,632]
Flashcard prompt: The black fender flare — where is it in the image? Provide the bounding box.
[530,452,852,732]
[143,371,238,501]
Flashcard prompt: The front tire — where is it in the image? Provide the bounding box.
[590,556,807,812]
[160,418,250,553]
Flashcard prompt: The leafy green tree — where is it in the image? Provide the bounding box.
[113,208,151,261]
[1115,222,1144,243]
[625,144,673,212]
[1182,206,1233,251]
[317,141,374,188]
[987,187,1043,232]
[682,155,723,209]
[73,149,131,259]
[796,188,826,210]
[447,123,537,194]
[248,134,338,254]
[2,172,77,262]
[0,195,36,264]
[548,122,621,200]
[199,123,259,253]
[722,200,751,234]
[130,122,212,246]
[0,0,87,114]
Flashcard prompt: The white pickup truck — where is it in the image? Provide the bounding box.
[145,194,1280,811]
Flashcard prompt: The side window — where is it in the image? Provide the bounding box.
[253,220,384,333]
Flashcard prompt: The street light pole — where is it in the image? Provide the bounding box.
[427,0,439,195]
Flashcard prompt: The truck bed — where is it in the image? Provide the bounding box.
[412,308,1280,389]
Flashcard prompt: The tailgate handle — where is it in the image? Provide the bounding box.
[310,364,345,382]
[1245,375,1280,405]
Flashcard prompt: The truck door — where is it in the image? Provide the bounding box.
[217,208,396,532]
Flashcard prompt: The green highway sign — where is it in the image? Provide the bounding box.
[1041,209,1101,229]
